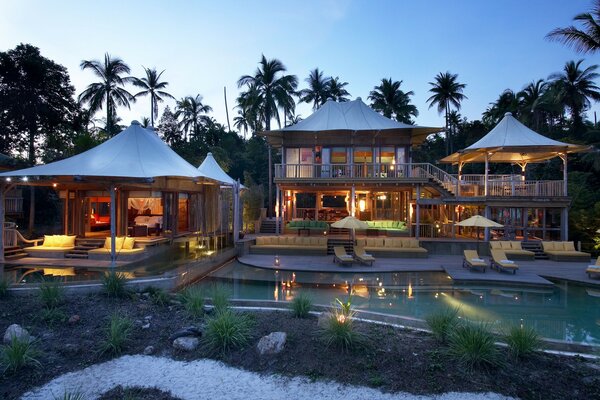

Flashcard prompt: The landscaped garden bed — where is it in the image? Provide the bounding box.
[1,279,599,400]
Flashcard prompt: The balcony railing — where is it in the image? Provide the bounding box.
[275,163,566,198]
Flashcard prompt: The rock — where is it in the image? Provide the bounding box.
[137,303,150,310]
[169,326,203,341]
[142,323,150,330]
[3,324,33,344]
[62,343,80,356]
[68,315,80,324]
[141,292,151,299]
[143,345,155,355]
[256,331,287,355]
[317,312,334,329]
[144,315,153,321]
[173,336,199,351]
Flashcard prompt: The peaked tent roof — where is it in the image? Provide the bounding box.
[198,152,239,186]
[441,112,589,164]
[0,121,205,180]
[261,98,442,147]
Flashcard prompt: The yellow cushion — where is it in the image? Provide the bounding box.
[43,235,57,247]
[356,239,367,247]
[408,239,420,248]
[123,237,135,250]
[500,241,512,250]
[542,241,554,251]
[563,241,576,251]
[510,241,522,250]
[62,235,76,248]
[490,241,501,249]
[104,237,125,251]
[553,241,565,251]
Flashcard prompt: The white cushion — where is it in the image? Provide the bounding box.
[471,258,485,263]
[500,259,515,264]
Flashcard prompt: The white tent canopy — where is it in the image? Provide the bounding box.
[197,152,237,186]
[0,121,203,179]
[441,112,589,164]
[263,98,442,146]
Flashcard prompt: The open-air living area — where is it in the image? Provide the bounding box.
[4,2,600,399]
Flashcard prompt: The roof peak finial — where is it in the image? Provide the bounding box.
[504,112,512,117]
[131,120,141,125]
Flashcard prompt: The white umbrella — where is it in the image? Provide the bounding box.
[331,216,368,242]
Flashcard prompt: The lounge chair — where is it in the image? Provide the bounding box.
[462,250,487,272]
[586,257,600,279]
[490,249,519,274]
[353,246,375,266]
[333,246,353,266]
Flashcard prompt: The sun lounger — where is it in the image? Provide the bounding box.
[586,257,600,279]
[333,246,353,266]
[490,249,519,274]
[353,246,375,266]
[462,250,487,272]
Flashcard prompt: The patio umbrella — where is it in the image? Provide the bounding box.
[331,216,368,242]
[456,215,503,251]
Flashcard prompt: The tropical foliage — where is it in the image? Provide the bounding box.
[368,78,418,124]
[132,67,174,126]
[546,0,600,54]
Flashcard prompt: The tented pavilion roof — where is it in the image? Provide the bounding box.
[197,152,237,186]
[440,112,589,165]
[261,98,442,147]
[0,121,208,184]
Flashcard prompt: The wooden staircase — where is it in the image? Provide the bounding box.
[521,241,548,260]
[65,238,105,259]
[259,219,278,234]
[4,246,28,260]
[326,238,354,255]
[328,227,349,235]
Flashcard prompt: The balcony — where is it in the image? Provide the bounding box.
[274,163,566,198]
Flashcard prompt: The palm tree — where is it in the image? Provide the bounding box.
[546,1,600,54]
[518,79,548,130]
[235,84,264,136]
[140,116,151,128]
[368,78,418,124]
[175,95,212,142]
[133,67,175,126]
[328,77,351,102]
[549,59,600,134]
[78,53,135,136]
[427,72,467,155]
[298,68,331,110]
[237,55,298,217]
[482,89,520,126]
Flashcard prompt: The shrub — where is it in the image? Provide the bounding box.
[202,309,253,354]
[102,271,128,298]
[335,295,352,317]
[210,285,231,314]
[1,336,41,374]
[505,326,542,359]
[144,286,170,306]
[99,314,132,356]
[320,309,364,351]
[39,279,64,309]
[425,308,460,342]
[448,323,499,369]
[179,286,205,318]
[0,279,9,298]
[53,390,86,400]
[290,292,313,318]
[40,307,67,326]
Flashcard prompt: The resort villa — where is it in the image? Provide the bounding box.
[262,98,588,246]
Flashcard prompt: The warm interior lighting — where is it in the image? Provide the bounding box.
[358,199,366,212]
[52,183,57,188]
[274,255,280,267]
[407,282,413,299]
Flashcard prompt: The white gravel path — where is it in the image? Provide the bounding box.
[21,355,515,400]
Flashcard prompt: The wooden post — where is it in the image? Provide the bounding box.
[350,185,355,217]
[415,185,421,239]
[0,183,5,264]
[484,153,489,196]
[109,184,116,268]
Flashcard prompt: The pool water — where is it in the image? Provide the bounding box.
[196,261,600,345]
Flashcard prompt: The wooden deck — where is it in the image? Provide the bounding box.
[238,254,600,288]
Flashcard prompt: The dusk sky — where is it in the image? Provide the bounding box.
[1,0,598,131]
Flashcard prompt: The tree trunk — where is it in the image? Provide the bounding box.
[28,128,36,235]
[150,96,154,127]
[268,144,272,218]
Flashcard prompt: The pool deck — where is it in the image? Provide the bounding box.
[2,257,129,268]
[238,254,600,288]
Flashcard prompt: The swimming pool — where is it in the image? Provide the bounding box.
[196,261,600,345]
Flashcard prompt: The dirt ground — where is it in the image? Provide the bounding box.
[1,291,599,400]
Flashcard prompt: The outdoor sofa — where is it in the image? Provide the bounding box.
[250,236,328,255]
[489,241,535,260]
[355,237,428,258]
[285,220,329,234]
[365,220,408,236]
[25,235,76,258]
[88,236,145,261]
[542,241,591,262]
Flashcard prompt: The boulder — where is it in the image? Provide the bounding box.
[256,331,287,355]
[143,345,155,355]
[169,326,203,341]
[3,324,33,344]
[68,315,80,324]
[173,336,199,352]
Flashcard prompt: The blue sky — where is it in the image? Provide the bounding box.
[1,0,598,131]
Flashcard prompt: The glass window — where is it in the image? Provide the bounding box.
[354,147,372,163]
[300,148,313,164]
[396,147,407,164]
[380,147,395,163]
[286,148,299,164]
[331,147,347,163]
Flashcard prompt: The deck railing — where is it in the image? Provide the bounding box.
[3,222,18,248]
[275,163,566,197]
[5,197,23,214]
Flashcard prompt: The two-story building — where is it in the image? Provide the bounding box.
[262,99,587,242]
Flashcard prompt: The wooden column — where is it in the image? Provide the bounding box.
[415,185,421,239]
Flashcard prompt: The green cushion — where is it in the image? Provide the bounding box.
[375,221,383,228]
[367,221,375,227]
[309,220,317,227]
[318,221,327,228]
[385,221,393,228]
